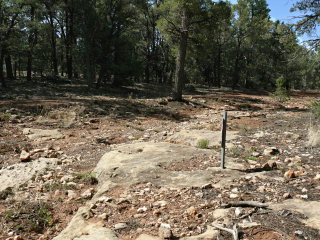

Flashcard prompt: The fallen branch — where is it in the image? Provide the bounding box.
[221,201,268,208]
[212,223,239,240]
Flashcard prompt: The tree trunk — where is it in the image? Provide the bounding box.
[27,52,32,81]
[27,6,35,82]
[0,49,5,87]
[49,11,58,77]
[112,42,122,87]
[13,60,17,79]
[5,55,14,80]
[65,0,74,79]
[173,8,188,101]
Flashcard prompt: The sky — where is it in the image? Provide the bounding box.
[230,0,320,42]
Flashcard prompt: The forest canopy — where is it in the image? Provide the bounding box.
[0,0,320,98]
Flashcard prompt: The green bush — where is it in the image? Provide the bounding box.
[197,139,209,149]
[271,76,290,102]
[309,101,320,118]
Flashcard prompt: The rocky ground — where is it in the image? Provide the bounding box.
[0,80,320,240]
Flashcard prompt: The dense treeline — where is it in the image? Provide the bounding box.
[0,0,319,99]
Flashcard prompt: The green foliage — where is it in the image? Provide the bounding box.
[3,202,53,233]
[197,139,209,149]
[43,182,76,192]
[73,172,98,185]
[309,101,320,118]
[0,187,14,200]
[271,76,290,102]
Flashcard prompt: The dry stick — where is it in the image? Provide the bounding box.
[221,200,269,208]
[212,223,239,240]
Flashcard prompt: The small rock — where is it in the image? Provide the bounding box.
[283,192,291,199]
[82,210,94,220]
[81,188,94,199]
[201,183,213,189]
[137,206,148,213]
[284,170,296,179]
[262,160,277,170]
[252,151,261,157]
[97,196,112,203]
[235,207,243,217]
[98,213,108,220]
[67,190,77,200]
[302,188,308,193]
[257,186,266,193]
[295,230,303,235]
[114,223,128,230]
[314,174,320,180]
[60,175,74,183]
[301,195,308,199]
[20,150,31,162]
[186,206,197,217]
[153,200,168,207]
[230,193,239,199]
[231,188,239,193]
[263,147,280,156]
[159,227,173,239]
[238,222,260,229]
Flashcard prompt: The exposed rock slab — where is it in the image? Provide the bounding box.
[167,129,238,148]
[54,142,244,240]
[271,199,320,230]
[0,158,58,191]
[23,128,64,141]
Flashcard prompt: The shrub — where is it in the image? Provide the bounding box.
[197,139,209,149]
[271,76,290,102]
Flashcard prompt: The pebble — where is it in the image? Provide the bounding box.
[114,222,128,230]
[186,206,197,217]
[235,207,243,217]
[137,206,148,213]
[262,160,277,170]
[67,190,77,199]
[283,192,291,199]
[159,227,173,239]
[98,213,108,220]
[81,188,94,199]
[314,174,320,180]
[20,150,31,162]
[284,170,296,179]
[230,193,239,199]
[263,147,279,156]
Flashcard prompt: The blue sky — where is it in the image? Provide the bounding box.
[229,0,320,41]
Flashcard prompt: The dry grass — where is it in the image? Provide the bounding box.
[307,126,320,147]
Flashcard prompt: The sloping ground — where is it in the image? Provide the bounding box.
[0,82,320,240]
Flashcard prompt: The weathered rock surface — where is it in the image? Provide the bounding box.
[167,130,238,148]
[23,128,64,141]
[53,142,243,240]
[271,199,320,230]
[0,158,58,192]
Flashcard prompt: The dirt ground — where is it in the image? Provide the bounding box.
[0,79,320,240]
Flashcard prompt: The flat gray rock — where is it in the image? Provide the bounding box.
[167,129,238,148]
[0,158,58,192]
[23,128,64,141]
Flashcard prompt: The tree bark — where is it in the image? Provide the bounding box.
[0,49,5,87]
[173,8,188,101]
[27,6,36,81]
[5,55,14,80]
[48,9,58,77]
[65,0,74,79]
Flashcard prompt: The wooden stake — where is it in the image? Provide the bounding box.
[221,111,227,169]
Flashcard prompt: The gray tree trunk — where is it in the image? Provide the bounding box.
[173,8,188,101]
